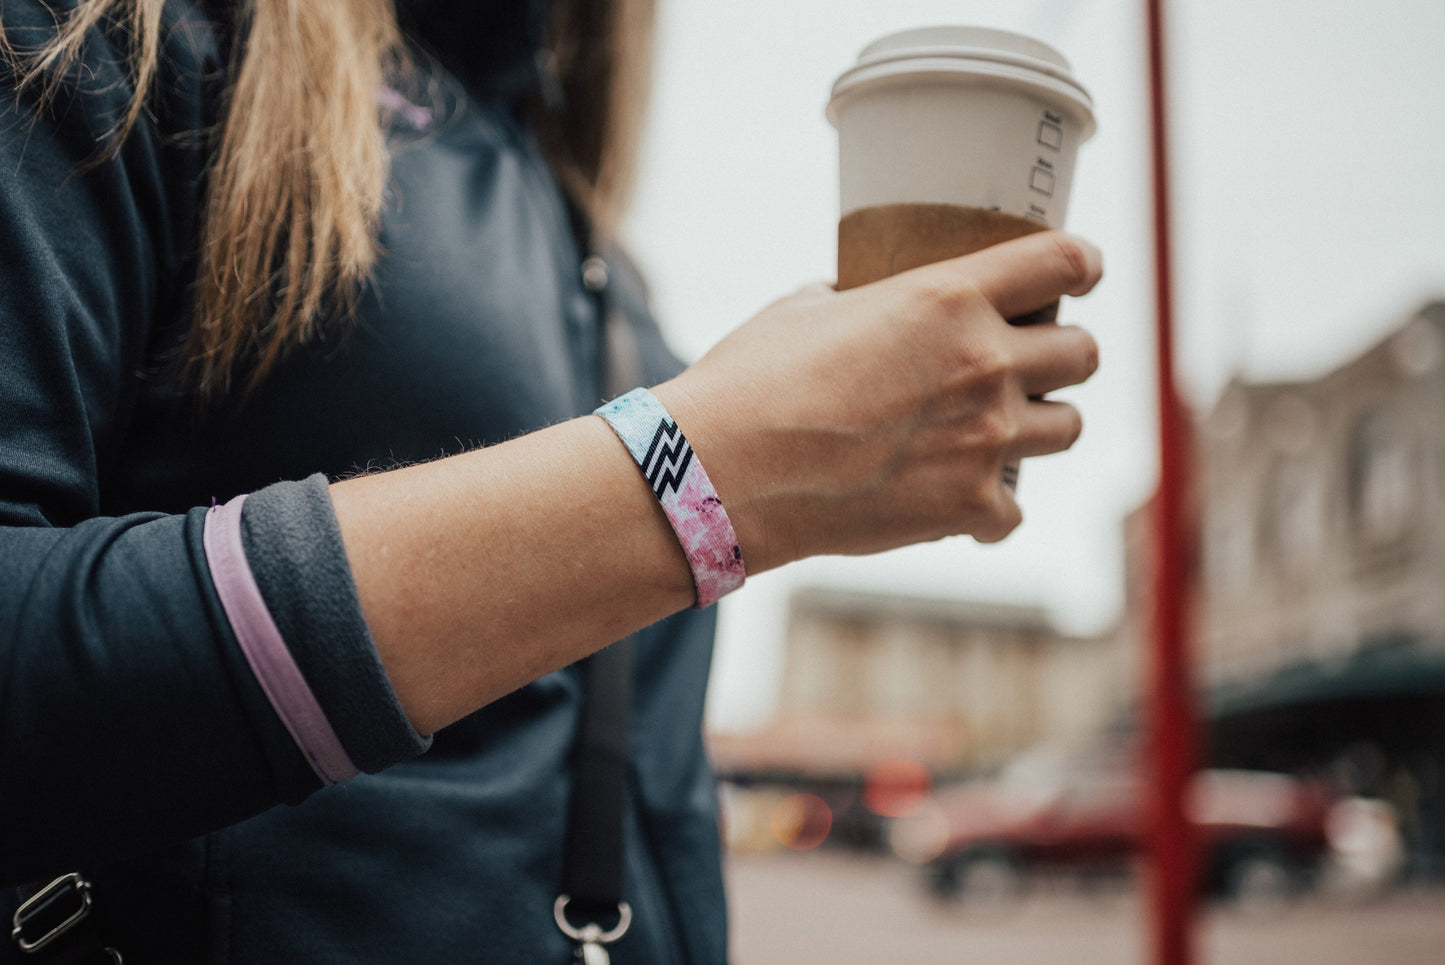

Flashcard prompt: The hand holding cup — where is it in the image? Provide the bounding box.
[828,26,1098,486]
[656,229,1102,572]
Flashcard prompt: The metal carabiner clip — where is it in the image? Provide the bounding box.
[553,895,631,965]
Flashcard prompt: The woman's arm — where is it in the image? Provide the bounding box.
[0,0,1098,881]
[335,230,1101,735]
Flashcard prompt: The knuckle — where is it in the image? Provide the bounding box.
[991,410,1021,449]
[894,272,947,317]
[968,407,1018,451]
[903,266,992,319]
[953,334,1013,390]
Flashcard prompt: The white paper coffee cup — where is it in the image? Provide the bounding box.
[828,27,1096,492]
[827,25,1095,227]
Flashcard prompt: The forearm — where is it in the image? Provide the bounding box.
[332,230,1103,738]
[331,411,701,735]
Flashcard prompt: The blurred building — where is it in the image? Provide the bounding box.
[1120,299,1445,877]
[708,586,1124,850]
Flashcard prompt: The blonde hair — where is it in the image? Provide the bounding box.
[2,0,655,398]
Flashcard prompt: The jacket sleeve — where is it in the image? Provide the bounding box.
[0,2,428,888]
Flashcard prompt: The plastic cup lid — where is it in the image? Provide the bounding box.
[828,25,1095,136]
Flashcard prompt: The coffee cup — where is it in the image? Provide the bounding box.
[828,26,1095,292]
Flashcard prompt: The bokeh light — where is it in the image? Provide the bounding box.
[861,759,932,818]
[770,793,833,851]
[888,800,951,864]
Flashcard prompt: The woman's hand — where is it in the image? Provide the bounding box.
[656,230,1102,572]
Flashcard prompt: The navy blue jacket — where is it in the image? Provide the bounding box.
[0,1,727,961]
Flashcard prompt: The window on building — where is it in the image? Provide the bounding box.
[830,621,873,717]
[1263,456,1326,576]
[1203,498,1254,597]
[1347,408,1416,550]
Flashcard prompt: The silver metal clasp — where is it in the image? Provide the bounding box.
[553,895,631,965]
[12,873,94,954]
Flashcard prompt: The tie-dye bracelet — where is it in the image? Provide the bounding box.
[594,387,746,608]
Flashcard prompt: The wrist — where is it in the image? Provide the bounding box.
[594,386,747,606]
[651,378,786,573]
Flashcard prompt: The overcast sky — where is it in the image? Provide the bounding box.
[622,0,1445,731]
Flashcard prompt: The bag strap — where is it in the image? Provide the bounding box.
[557,632,634,912]
[551,237,641,962]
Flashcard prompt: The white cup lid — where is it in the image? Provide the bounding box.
[828,25,1095,136]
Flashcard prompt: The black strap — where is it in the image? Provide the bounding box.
[560,635,634,915]
[555,234,640,935]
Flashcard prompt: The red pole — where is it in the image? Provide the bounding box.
[1144,2,1198,965]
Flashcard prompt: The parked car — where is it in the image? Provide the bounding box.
[893,747,1335,907]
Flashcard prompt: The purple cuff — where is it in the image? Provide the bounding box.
[203,494,359,785]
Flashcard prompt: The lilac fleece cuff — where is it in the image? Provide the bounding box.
[212,475,430,777]
[206,494,358,785]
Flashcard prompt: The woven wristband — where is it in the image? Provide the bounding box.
[594,387,746,608]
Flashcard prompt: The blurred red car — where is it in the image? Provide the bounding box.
[894,748,1335,906]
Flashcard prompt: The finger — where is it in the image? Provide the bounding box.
[949,231,1103,321]
[1012,398,1085,458]
[1012,323,1100,396]
[971,486,1023,544]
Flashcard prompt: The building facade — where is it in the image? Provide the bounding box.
[771,588,1122,774]
[1120,300,1445,876]
[1193,301,1445,686]
[707,587,1123,851]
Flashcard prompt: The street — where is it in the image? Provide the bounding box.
[725,850,1445,964]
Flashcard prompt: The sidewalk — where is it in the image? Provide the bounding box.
[725,850,1445,964]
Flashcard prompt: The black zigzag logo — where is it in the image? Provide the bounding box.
[641,418,694,496]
